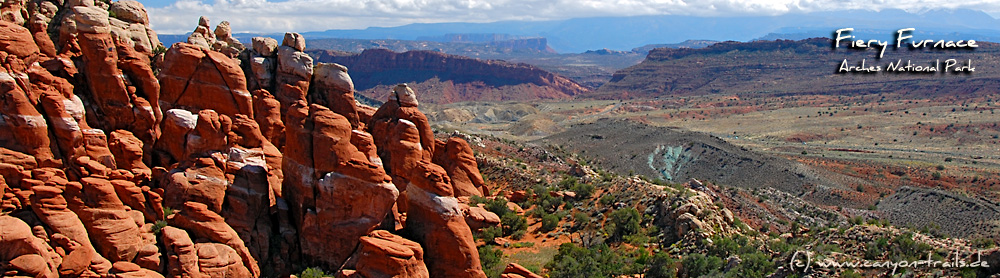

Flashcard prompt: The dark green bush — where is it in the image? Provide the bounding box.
[681,253,724,278]
[541,213,560,232]
[479,245,505,277]
[607,208,641,243]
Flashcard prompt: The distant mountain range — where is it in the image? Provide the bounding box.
[160,8,1000,53]
[592,38,1000,99]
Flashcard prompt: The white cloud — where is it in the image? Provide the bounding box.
[147,0,1000,35]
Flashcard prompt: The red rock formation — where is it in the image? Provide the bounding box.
[220,157,273,273]
[162,157,228,214]
[160,226,201,277]
[0,5,511,277]
[282,101,397,269]
[108,130,150,175]
[390,120,486,278]
[310,62,361,129]
[161,225,250,278]
[273,33,312,114]
[153,109,196,163]
[501,263,543,278]
[352,230,429,278]
[461,204,501,231]
[0,215,60,278]
[169,201,260,277]
[67,176,145,262]
[250,89,284,147]
[74,6,138,129]
[0,22,59,167]
[244,36,277,92]
[185,110,231,156]
[0,20,40,61]
[114,38,161,145]
[433,137,487,197]
[110,261,165,278]
[29,180,114,274]
[37,86,86,161]
[158,43,253,118]
[370,84,435,191]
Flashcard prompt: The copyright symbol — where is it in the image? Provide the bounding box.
[790,250,811,273]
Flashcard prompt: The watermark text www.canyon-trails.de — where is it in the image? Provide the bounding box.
[788,250,990,276]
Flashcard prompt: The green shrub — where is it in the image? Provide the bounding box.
[607,208,641,243]
[681,253,723,278]
[501,212,527,237]
[479,245,504,277]
[839,269,864,278]
[572,212,590,231]
[541,213,560,232]
[865,237,889,259]
[645,252,677,278]
[546,243,635,278]
[299,267,329,278]
[512,242,535,248]
[600,194,615,205]
[971,237,996,249]
[152,220,167,235]
[477,226,502,243]
[571,182,595,199]
[511,229,526,240]
[727,252,775,278]
[153,45,168,55]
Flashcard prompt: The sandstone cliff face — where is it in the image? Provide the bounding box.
[1,3,496,277]
[310,48,589,104]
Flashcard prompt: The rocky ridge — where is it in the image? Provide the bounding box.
[0,3,541,278]
[308,48,589,104]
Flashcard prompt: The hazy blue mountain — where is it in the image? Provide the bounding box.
[158,9,1000,53]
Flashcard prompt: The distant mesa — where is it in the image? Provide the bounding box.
[592,38,1000,99]
[308,48,589,104]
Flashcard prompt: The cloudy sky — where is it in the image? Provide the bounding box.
[146,0,1000,34]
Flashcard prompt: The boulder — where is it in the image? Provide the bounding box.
[161,226,202,277]
[159,43,253,118]
[461,204,501,231]
[273,33,312,114]
[282,32,305,52]
[108,130,149,174]
[310,63,360,129]
[162,157,228,213]
[169,201,260,277]
[0,20,40,60]
[154,109,197,163]
[251,37,278,57]
[501,263,542,278]
[354,230,429,278]
[109,0,149,24]
[185,110,231,157]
